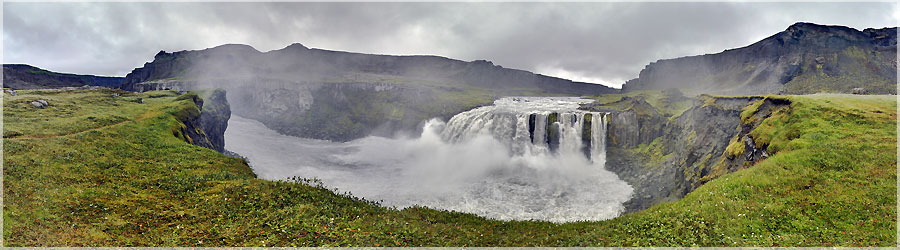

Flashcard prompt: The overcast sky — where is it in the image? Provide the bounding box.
[3,2,897,88]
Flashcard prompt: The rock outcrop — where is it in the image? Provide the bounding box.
[121,43,618,141]
[30,99,49,109]
[3,64,124,90]
[711,97,791,177]
[622,22,897,95]
[197,89,231,153]
[173,90,231,153]
[127,79,190,92]
[584,93,785,212]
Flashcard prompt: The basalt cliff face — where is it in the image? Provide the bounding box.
[3,64,124,90]
[622,23,897,95]
[175,90,231,153]
[582,92,789,212]
[196,89,231,153]
[121,43,617,141]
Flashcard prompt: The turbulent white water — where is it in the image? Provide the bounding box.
[225,97,633,223]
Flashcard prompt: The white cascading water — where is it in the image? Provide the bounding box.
[225,97,632,223]
[441,97,607,163]
[592,111,608,166]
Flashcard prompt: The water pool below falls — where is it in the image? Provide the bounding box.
[225,97,633,223]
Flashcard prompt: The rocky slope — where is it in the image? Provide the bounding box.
[120,44,618,141]
[3,64,124,90]
[622,22,897,95]
[582,91,789,212]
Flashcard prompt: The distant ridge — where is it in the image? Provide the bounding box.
[3,64,124,90]
[118,43,619,141]
[622,22,897,95]
[121,42,618,96]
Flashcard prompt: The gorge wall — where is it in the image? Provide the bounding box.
[173,90,231,153]
[126,78,490,141]
[196,89,231,153]
[583,92,789,212]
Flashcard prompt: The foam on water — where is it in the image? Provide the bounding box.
[225,97,633,223]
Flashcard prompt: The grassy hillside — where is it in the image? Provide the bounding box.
[3,90,895,246]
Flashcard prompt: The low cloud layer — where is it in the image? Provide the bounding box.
[3,2,896,88]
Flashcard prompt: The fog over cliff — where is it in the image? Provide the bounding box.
[120,42,617,142]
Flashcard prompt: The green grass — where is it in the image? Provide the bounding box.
[586,90,694,118]
[3,90,895,246]
[724,135,745,159]
[2,89,160,137]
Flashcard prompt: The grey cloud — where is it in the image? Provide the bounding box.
[3,2,896,87]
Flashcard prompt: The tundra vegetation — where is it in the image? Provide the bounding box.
[4,89,894,246]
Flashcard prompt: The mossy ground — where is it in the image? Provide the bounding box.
[586,90,694,118]
[3,90,895,246]
[630,137,673,167]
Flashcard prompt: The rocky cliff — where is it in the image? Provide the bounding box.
[196,89,231,153]
[3,64,124,90]
[121,43,618,141]
[173,90,231,153]
[582,91,788,212]
[622,22,897,95]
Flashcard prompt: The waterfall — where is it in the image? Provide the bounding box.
[441,97,609,166]
[592,113,607,166]
[532,113,547,149]
[225,96,632,223]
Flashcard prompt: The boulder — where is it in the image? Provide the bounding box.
[851,87,867,94]
[31,99,48,108]
[815,56,826,64]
